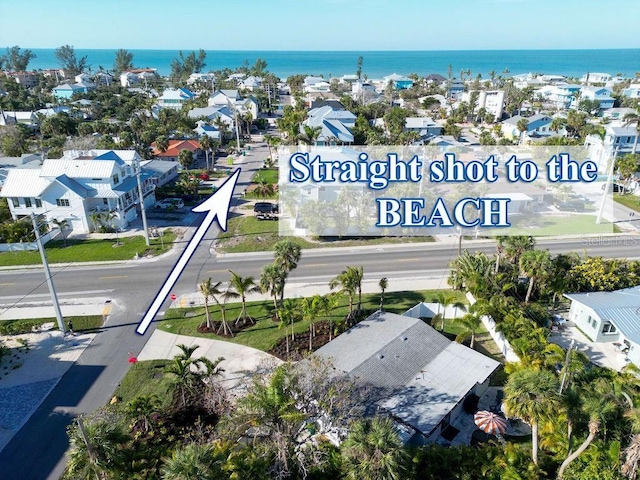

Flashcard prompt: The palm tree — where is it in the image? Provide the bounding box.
[504,368,560,465]
[264,133,281,165]
[227,270,261,325]
[253,179,275,199]
[207,280,233,337]
[164,344,209,409]
[378,277,388,311]
[517,118,529,145]
[494,235,508,274]
[519,249,552,304]
[260,262,285,322]
[557,393,618,478]
[297,125,322,146]
[431,292,467,332]
[622,408,640,480]
[199,277,215,330]
[504,235,535,266]
[161,443,223,480]
[52,218,70,247]
[330,266,362,323]
[89,211,103,233]
[199,134,214,171]
[454,312,482,349]
[66,417,129,480]
[273,239,302,304]
[341,417,409,480]
[155,135,169,154]
[125,394,161,433]
[178,149,194,173]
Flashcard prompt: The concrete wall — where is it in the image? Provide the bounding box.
[466,292,520,363]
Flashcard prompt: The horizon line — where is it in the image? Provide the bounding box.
[8,46,640,52]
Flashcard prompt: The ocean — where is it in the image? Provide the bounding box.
[21,48,640,80]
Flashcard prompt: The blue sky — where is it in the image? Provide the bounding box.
[1,0,638,50]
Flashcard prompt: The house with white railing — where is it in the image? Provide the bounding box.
[0,150,156,233]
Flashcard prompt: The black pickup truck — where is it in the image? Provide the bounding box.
[253,202,279,214]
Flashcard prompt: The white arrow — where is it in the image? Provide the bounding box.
[136,168,241,335]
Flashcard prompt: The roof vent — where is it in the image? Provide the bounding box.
[377,354,384,360]
[402,337,408,341]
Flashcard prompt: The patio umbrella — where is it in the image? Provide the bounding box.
[474,410,508,436]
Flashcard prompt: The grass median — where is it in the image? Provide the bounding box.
[614,193,640,214]
[0,230,177,267]
[216,216,434,253]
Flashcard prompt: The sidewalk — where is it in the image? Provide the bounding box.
[0,298,111,321]
[137,330,281,392]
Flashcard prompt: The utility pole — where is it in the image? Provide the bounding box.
[596,146,619,224]
[31,213,65,333]
[228,100,241,152]
[135,160,150,246]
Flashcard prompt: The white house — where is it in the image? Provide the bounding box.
[460,90,505,120]
[501,114,554,139]
[579,86,614,111]
[0,111,39,128]
[585,122,639,171]
[537,84,582,110]
[157,87,196,110]
[304,105,356,145]
[0,150,156,233]
[564,286,640,367]
[404,117,443,142]
[208,89,259,119]
[581,72,612,84]
[623,84,640,100]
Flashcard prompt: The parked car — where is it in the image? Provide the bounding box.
[601,183,628,193]
[155,198,184,209]
[253,202,279,214]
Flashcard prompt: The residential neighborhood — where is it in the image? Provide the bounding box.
[0,37,639,480]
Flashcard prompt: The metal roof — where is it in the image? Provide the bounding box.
[40,158,118,179]
[565,287,640,343]
[315,311,500,436]
[0,169,51,197]
[54,174,93,198]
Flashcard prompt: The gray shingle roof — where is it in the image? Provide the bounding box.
[314,311,500,436]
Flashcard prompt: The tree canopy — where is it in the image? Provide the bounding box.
[54,44,89,76]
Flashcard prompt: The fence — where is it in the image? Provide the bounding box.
[0,228,60,252]
[466,292,520,363]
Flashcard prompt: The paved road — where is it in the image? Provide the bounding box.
[0,148,267,480]
[0,142,639,479]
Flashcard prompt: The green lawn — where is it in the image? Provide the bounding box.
[216,216,434,253]
[157,289,468,352]
[113,359,173,407]
[253,168,278,184]
[0,230,176,267]
[494,214,615,236]
[0,315,104,335]
[614,194,640,213]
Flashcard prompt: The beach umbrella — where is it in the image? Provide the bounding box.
[474,410,508,436]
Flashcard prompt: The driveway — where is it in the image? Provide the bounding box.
[136,330,282,391]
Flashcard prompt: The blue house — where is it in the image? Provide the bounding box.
[52,83,88,99]
[383,73,414,90]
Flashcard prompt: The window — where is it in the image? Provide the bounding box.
[24,198,32,208]
[56,199,70,207]
[602,323,617,334]
[35,198,42,208]
[103,198,108,205]
[12,198,19,207]
[112,174,120,185]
